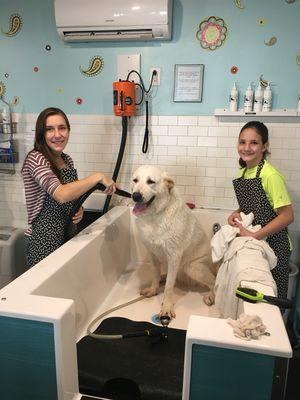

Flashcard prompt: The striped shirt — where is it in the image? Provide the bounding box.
[22,150,74,236]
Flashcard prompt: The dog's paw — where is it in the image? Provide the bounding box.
[159,303,176,319]
[140,287,159,297]
[203,291,215,306]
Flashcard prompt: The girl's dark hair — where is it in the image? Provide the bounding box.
[238,120,270,168]
[23,107,70,178]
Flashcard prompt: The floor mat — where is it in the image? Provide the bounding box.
[77,317,186,400]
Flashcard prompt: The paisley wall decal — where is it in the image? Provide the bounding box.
[285,0,296,3]
[259,74,269,88]
[264,36,277,46]
[296,53,300,66]
[196,16,228,51]
[234,0,245,9]
[0,82,6,98]
[80,56,104,77]
[1,14,22,36]
[11,96,19,106]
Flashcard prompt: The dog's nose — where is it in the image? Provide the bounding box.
[132,192,143,203]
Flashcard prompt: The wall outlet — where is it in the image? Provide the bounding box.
[150,67,160,86]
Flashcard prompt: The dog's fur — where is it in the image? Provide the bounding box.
[131,165,218,318]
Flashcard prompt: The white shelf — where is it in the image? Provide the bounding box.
[214,108,299,117]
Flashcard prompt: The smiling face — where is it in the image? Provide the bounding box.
[238,127,269,168]
[44,114,69,156]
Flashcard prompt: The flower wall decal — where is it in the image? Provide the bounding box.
[196,16,228,51]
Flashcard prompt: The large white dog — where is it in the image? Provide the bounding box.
[131,165,218,318]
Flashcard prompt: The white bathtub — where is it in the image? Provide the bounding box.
[0,206,292,400]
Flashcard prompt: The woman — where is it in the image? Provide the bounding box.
[228,121,294,299]
[22,107,116,268]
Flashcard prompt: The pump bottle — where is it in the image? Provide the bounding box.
[229,83,239,112]
[262,82,272,112]
[1,107,11,134]
[253,82,263,113]
[244,82,254,112]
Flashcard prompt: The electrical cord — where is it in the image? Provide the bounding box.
[142,99,149,153]
[126,69,156,154]
[126,69,156,94]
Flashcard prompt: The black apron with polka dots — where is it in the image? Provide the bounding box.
[233,160,291,299]
[27,162,78,268]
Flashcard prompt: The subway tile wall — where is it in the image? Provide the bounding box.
[1,113,300,261]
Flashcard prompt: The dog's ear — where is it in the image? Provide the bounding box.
[163,175,174,191]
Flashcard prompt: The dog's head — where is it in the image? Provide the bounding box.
[131,165,174,216]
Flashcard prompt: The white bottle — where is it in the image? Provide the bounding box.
[253,82,263,113]
[0,109,3,134]
[244,82,254,112]
[262,82,272,112]
[229,82,239,112]
[1,107,11,134]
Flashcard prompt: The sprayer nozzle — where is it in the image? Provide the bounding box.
[153,70,157,76]
[159,315,171,327]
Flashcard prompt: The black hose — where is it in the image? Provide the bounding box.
[102,116,128,214]
[142,100,149,153]
[64,116,129,241]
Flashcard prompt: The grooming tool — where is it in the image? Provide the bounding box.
[236,287,293,309]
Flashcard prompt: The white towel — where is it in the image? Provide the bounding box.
[211,213,277,319]
[211,212,260,263]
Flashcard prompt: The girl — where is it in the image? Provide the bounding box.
[22,107,116,268]
[228,121,294,299]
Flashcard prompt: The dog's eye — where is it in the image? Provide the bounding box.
[133,178,138,183]
[147,179,155,185]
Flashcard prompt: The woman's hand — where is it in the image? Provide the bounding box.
[72,206,84,224]
[228,211,241,226]
[101,174,116,195]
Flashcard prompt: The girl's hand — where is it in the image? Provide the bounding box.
[234,221,256,238]
[72,206,84,224]
[228,211,241,226]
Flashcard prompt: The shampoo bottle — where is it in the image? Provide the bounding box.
[229,82,239,112]
[0,109,3,134]
[1,107,11,134]
[244,82,254,112]
[253,82,263,113]
[262,82,272,112]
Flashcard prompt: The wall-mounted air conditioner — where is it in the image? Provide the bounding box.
[54,0,173,42]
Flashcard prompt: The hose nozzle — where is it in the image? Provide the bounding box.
[159,315,171,328]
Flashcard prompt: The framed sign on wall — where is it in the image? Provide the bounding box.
[173,64,204,102]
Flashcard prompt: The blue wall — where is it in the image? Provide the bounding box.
[0,0,299,115]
